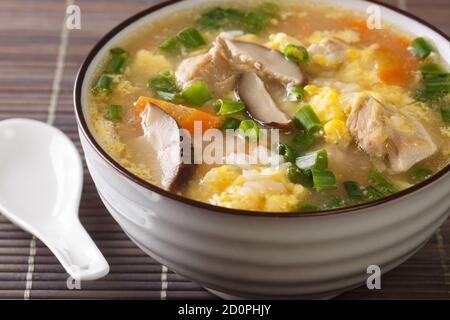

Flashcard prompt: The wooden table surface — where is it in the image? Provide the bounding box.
[0,0,449,300]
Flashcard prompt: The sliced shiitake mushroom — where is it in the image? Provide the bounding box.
[140,104,184,191]
[237,72,293,129]
[218,37,306,86]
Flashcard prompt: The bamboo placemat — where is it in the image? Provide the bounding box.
[0,0,449,300]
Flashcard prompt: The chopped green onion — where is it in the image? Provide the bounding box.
[284,44,309,63]
[155,91,184,104]
[258,2,279,17]
[287,166,313,186]
[159,36,180,54]
[296,149,328,171]
[368,170,398,194]
[344,181,364,200]
[415,71,450,102]
[323,197,347,209]
[413,168,433,182]
[93,75,113,92]
[287,85,305,102]
[420,63,442,74]
[299,204,319,212]
[148,71,177,93]
[203,8,228,20]
[441,107,450,123]
[410,37,433,59]
[294,105,322,134]
[244,11,271,33]
[221,117,241,130]
[276,143,296,163]
[292,131,314,153]
[239,120,260,140]
[176,27,206,50]
[195,16,221,30]
[196,7,272,34]
[365,186,384,201]
[105,50,128,74]
[110,48,126,55]
[311,168,337,191]
[106,105,122,121]
[214,99,245,115]
[181,80,212,107]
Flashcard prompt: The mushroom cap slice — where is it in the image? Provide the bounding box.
[140,104,183,191]
[237,72,293,129]
[219,37,305,86]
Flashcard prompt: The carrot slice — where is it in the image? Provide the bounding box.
[134,96,222,135]
[375,46,415,86]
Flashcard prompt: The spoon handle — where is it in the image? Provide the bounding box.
[44,219,110,281]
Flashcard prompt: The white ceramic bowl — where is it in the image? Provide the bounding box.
[75,0,450,299]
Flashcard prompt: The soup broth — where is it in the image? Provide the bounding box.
[87,0,450,212]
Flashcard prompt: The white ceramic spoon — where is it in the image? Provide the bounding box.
[0,119,109,280]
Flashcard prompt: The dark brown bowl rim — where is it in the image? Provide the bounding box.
[74,0,450,218]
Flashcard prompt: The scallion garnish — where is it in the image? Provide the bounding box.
[221,117,241,130]
[244,11,272,33]
[287,166,313,187]
[195,6,274,33]
[311,168,337,191]
[368,170,399,194]
[299,204,319,212]
[410,37,433,59]
[159,36,181,54]
[365,186,384,201]
[287,85,305,102]
[294,105,322,134]
[155,91,184,104]
[181,80,212,107]
[176,27,206,50]
[148,71,177,93]
[258,2,279,17]
[296,149,328,171]
[239,120,260,140]
[214,99,245,115]
[323,197,347,209]
[344,181,364,200]
[106,105,122,121]
[105,49,128,74]
[276,143,296,163]
[413,168,433,182]
[292,131,314,153]
[284,44,309,63]
[441,107,450,123]
[93,75,113,92]
[420,63,442,74]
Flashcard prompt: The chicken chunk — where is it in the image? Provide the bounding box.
[346,93,437,173]
[308,37,349,67]
[175,46,237,96]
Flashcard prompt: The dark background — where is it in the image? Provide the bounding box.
[0,0,449,299]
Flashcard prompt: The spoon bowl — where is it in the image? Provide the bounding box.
[0,118,109,280]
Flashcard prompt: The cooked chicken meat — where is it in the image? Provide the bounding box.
[308,37,349,67]
[175,46,237,96]
[346,93,437,173]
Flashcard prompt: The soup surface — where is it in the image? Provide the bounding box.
[87,0,450,212]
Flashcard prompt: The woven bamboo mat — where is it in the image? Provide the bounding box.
[0,0,449,300]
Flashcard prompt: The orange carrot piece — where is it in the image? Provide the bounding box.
[134,96,222,135]
[375,46,415,86]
